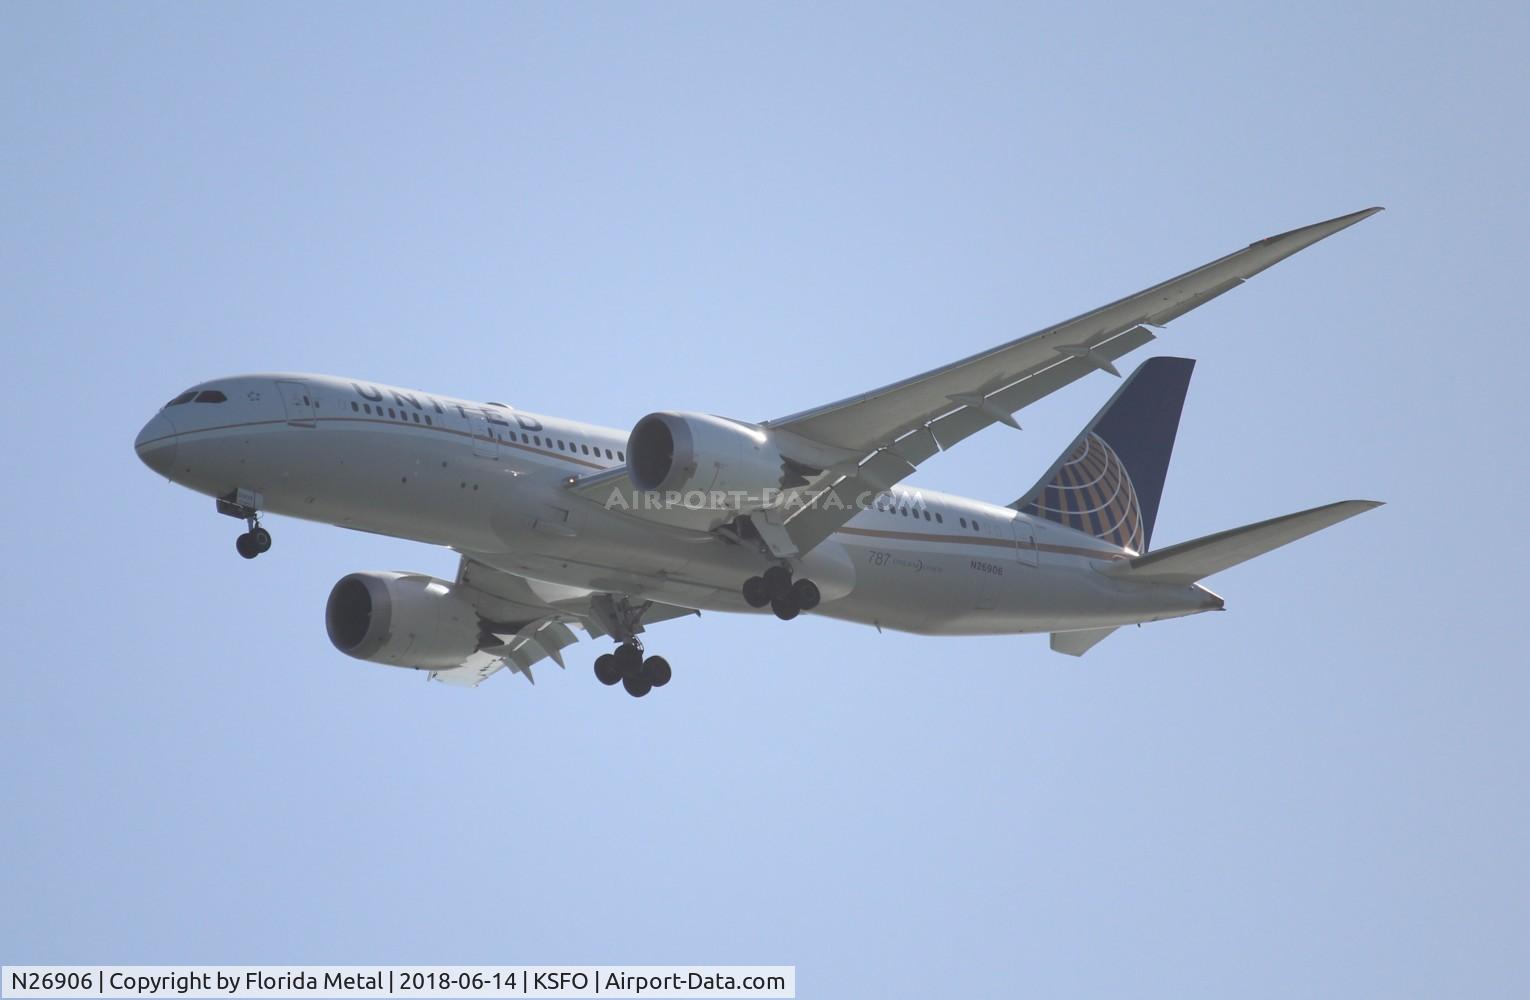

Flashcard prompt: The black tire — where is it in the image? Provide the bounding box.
[235,533,258,559]
[790,578,821,611]
[762,565,793,600]
[771,597,800,621]
[644,655,672,688]
[250,526,272,553]
[742,576,771,608]
[594,653,622,686]
[622,673,652,698]
[614,643,644,680]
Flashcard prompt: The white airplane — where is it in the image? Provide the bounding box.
[136,208,1383,696]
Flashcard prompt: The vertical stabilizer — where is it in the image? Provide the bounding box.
[1011,357,1194,552]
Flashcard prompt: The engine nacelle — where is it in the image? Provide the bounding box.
[627,411,815,509]
[325,571,485,669]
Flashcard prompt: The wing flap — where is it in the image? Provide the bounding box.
[780,326,1156,554]
[927,325,1156,451]
[431,558,697,688]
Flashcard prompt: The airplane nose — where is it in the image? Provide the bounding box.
[135,413,178,477]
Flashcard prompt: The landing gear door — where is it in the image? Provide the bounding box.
[277,379,316,427]
[469,411,497,459]
[1010,517,1039,568]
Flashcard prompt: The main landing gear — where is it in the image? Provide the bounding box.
[593,642,672,698]
[742,564,820,621]
[587,594,672,698]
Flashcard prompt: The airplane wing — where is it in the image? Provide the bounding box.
[428,556,698,687]
[767,207,1382,555]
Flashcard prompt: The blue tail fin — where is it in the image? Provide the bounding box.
[1010,357,1194,553]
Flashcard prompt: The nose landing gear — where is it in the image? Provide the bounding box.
[219,490,272,560]
[235,521,272,559]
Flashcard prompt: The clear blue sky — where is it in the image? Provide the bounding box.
[3,3,1526,996]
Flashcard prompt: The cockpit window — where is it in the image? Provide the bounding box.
[194,390,227,403]
[166,391,197,407]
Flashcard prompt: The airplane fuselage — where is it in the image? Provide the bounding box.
[135,373,1221,637]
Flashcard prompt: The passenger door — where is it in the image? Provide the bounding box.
[1009,516,1040,568]
[277,379,316,427]
[469,411,497,459]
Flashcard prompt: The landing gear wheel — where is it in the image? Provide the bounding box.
[742,576,771,608]
[614,643,644,680]
[594,653,622,686]
[249,526,272,553]
[235,533,258,559]
[790,578,820,611]
[622,673,653,698]
[643,655,672,688]
[762,565,793,600]
[771,597,800,621]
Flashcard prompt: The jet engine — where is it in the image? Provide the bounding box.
[325,571,487,669]
[626,411,820,508]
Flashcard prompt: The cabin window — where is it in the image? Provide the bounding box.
[960,517,967,528]
[351,401,359,412]
[618,451,625,461]
[605,448,613,459]
[935,513,943,524]
[425,415,433,426]
[534,436,542,446]
[387,408,396,418]
[581,444,590,455]
[194,390,227,403]
[411,412,420,423]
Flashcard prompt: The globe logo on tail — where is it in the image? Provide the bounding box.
[1019,432,1144,552]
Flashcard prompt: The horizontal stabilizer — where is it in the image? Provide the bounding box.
[1112,500,1382,584]
[1050,627,1118,656]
